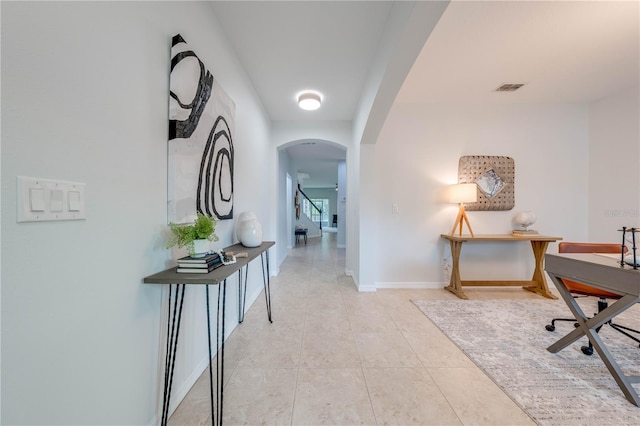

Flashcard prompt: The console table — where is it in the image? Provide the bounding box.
[143,241,274,426]
[545,253,640,406]
[440,234,562,299]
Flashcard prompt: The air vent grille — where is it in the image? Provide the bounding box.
[495,83,525,92]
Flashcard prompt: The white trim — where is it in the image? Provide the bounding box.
[357,284,377,292]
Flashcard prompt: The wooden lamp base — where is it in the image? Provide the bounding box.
[450,203,474,237]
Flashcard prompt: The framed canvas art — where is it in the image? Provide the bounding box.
[168,34,235,223]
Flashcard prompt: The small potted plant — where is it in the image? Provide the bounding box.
[167,212,219,257]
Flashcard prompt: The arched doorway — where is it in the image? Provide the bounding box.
[276,139,347,257]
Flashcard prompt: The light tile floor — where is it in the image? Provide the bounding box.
[169,232,543,425]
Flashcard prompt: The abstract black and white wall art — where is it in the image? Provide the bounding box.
[168,34,235,223]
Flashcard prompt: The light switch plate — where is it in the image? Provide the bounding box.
[17,176,86,222]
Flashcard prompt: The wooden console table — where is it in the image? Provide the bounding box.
[440,234,562,299]
[143,241,274,426]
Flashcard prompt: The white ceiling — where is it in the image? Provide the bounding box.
[397,0,640,105]
[212,0,639,188]
[212,1,394,121]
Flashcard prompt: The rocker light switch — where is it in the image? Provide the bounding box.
[68,191,81,211]
[29,188,45,211]
[50,189,64,212]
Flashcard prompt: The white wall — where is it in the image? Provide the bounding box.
[337,161,347,248]
[370,103,589,288]
[588,87,640,242]
[1,2,271,424]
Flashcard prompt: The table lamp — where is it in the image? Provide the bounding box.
[449,183,477,237]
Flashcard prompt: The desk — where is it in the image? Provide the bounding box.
[545,253,640,406]
[440,234,562,299]
[143,241,274,426]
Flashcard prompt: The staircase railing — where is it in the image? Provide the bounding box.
[297,184,323,233]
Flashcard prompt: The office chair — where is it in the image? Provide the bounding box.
[545,242,640,355]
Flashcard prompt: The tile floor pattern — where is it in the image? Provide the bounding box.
[169,233,543,425]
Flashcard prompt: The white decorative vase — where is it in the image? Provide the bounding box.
[235,211,258,242]
[190,239,210,258]
[238,219,262,248]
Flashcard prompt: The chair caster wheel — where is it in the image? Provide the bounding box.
[581,346,593,356]
[545,324,555,332]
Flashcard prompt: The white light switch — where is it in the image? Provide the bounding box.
[68,191,80,211]
[17,176,86,222]
[29,188,45,211]
[392,203,399,214]
[50,189,64,212]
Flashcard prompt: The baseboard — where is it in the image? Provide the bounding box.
[357,284,377,292]
[376,282,446,289]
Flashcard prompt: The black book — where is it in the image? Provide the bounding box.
[176,261,223,274]
[177,257,222,268]
[177,252,221,264]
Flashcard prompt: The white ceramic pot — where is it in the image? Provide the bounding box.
[235,211,258,242]
[238,219,262,248]
[190,239,210,258]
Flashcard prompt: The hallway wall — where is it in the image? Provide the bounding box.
[1,2,271,424]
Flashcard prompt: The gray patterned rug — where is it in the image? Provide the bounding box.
[412,298,640,425]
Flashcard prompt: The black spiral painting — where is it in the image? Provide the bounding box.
[198,116,234,219]
[168,34,234,221]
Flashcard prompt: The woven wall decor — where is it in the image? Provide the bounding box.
[458,155,514,211]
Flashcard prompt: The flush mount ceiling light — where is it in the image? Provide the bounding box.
[297,91,322,110]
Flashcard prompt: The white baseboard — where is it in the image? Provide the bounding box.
[337,243,346,248]
[376,282,446,289]
[357,284,377,292]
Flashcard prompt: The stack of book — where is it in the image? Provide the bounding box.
[176,252,223,274]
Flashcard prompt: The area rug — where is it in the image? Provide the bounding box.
[412,298,640,425]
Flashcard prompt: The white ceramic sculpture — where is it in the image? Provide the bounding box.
[236,211,262,247]
[514,211,537,230]
[235,211,257,242]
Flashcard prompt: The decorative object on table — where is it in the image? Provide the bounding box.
[448,183,477,237]
[166,212,219,258]
[176,252,222,274]
[512,211,538,235]
[236,211,263,248]
[215,249,237,265]
[458,155,514,211]
[619,226,639,269]
[294,190,300,220]
[225,251,248,258]
[168,34,235,224]
[234,211,257,241]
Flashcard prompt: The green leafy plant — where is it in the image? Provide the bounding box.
[166,212,219,256]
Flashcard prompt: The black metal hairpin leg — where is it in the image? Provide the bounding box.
[237,267,248,323]
[261,250,273,323]
[161,284,186,426]
[205,281,227,426]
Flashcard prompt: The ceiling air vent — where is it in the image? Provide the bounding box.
[495,83,525,92]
